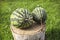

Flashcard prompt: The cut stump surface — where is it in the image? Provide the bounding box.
[10,23,45,40]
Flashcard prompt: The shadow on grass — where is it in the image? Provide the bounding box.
[49,0,60,4]
[45,28,60,40]
[0,33,2,40]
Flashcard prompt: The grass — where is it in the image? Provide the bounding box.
[0,0,60,40]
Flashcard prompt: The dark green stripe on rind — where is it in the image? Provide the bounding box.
[16,10,24,17]
[13,12,23,18]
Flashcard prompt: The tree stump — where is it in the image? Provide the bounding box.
[10,23,45,40]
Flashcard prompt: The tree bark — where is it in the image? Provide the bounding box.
[10,24,45,40]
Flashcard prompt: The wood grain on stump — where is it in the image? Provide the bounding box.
[10,23,45,40]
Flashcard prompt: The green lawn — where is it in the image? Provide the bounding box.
[0,0,60,40]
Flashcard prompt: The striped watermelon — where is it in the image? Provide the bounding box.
[10,8,33,28]
[32,6,47,24]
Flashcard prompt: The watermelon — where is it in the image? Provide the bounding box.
[10,8,33,28]
[32,6,47,24]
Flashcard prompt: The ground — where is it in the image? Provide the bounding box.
[0,0,60,40]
